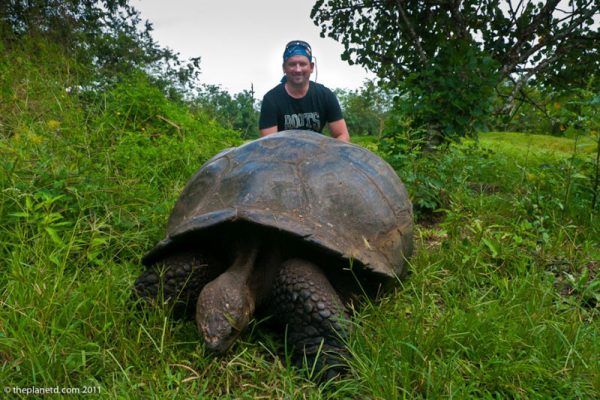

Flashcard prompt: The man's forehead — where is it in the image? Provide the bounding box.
[284,55,312,64]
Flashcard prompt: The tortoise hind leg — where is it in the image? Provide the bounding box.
[269,258,351,380]
[134,250,218,319]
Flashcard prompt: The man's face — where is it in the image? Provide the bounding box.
[283,55,314,87]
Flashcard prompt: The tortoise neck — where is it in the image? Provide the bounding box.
[226,241,259,281]
[224,235,283,308]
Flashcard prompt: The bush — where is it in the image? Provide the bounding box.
[396,42,499,144]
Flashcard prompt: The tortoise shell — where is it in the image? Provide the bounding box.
[143,130,413,279]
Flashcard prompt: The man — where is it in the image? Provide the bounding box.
[259,40,350,142]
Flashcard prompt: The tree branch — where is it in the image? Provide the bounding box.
[394,0,429,65]
[502,0,561,76]
[501,1,599,78]
[516,88,553,120]
[502,50,564,115]
[507,0,525,26]
[449,0,470,40]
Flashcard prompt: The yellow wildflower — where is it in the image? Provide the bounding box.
[47,120,61,130]
[28,132,43,144]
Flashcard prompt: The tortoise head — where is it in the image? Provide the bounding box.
[195,270,255,354]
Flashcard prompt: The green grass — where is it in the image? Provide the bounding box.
[1,45,598,397]
[2,125,598,398]
[481,131,598,157]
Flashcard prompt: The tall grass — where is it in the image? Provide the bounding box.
[1,44,598,398]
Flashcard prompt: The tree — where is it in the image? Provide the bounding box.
[0,0,200,92]
[311,0,600,140]
[193,84,260,139]
[335,80,391,136]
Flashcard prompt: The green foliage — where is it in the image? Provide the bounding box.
[335,80,390,136]
[311,0,600,139]
[557,85,600,139]
[193,84,260,139]
[380,131,503,218]
[0,37,241,265]
[399,43,499,140]
[0,0,201,96]
[496,77,600,138]
[0,38,83,140]
[378,130,599,219]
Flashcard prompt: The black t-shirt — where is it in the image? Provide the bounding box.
[259,81,343,133]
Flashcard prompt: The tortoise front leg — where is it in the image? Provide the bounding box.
[269,258,351,380]
[134,250,218,319]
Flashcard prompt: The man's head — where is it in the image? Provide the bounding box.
[282,40,314,87]
[283,40,312,63]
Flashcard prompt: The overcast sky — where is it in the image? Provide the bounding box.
[133,0,373,99]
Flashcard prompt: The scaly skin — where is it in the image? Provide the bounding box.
[268,258,351,380]
[134,250,218,319]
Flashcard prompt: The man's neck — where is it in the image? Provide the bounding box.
[284,81,310,99]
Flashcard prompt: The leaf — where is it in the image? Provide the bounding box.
[570,173,589,180]
[9,212,29,218]
[45,227,65,247]
[482,238,498,258]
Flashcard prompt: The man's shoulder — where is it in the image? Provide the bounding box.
[263,83,286,99]
[309,81,336,98]
[310,81,333,92]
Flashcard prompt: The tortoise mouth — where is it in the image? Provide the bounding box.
[202,327,241,354]
[197,305,246,354]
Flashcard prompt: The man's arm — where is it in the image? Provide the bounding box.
[260,126,278,137]
[328,119,350,142]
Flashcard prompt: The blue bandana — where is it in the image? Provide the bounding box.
[283,43,312,63]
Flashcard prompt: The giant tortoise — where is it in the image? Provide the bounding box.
[134,130,413,378]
